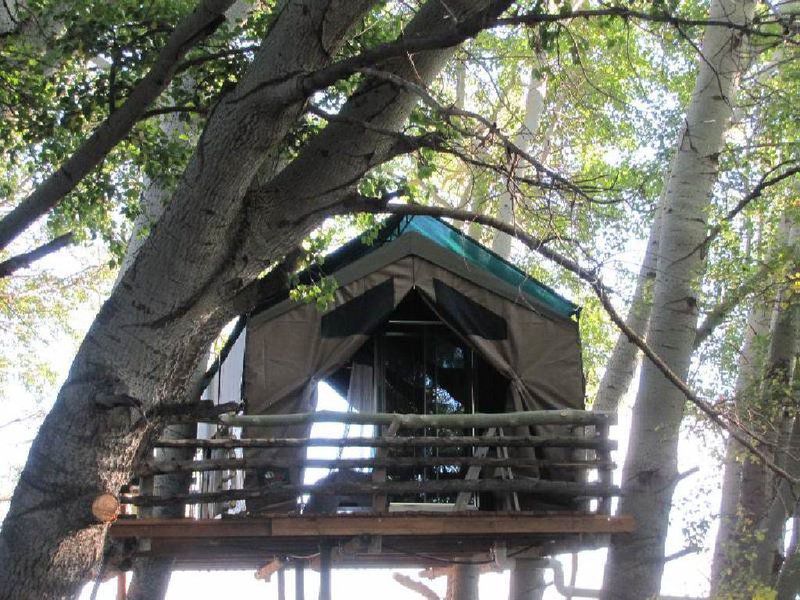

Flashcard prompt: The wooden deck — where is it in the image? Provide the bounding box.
[110,512,634,569]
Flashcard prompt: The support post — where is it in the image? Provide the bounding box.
[116,572,127,600]
[319,543,332,600]
[448,564,479,600]
[277,566,286,600]
[295,562,305,600]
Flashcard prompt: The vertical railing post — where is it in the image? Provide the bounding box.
[372,419,400,512]
[596,422,613,515]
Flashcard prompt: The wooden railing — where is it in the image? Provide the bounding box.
[127,410,618,514]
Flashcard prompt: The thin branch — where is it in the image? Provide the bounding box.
[693,262,773,348]
[0,0,236,252]
[697,163,800,253]
[139,105,208,119]
[337,197,798,484]
[664,546,702,563]
[357,67,593,202]
[498,7,787,39]
[175,44,260,73]
[0,232,75,278]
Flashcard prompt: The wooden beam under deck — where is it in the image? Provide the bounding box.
[111,513,633,539]
[109,513,633,570]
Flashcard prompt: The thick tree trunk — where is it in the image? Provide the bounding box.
[600,0,755,597]
[0,3,376,597]
[0,1,508,597]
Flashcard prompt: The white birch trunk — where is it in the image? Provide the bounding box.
[709,301,772,594]
[601,0,755,596]
[492,67,547,258]
[749,222,800,585]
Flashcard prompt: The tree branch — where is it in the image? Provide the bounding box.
[693,262,773,348]
[695,162,800,256]
[393,573,442,600]
[0,0,236,252]
[0,232,75,278]
[498,6,789,39]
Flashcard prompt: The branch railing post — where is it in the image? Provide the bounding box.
[596,422,613,516]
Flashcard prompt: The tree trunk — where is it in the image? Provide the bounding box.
[600,0,755,596]
[492,66,547,259]
[126,423,197,600]
[777,512,800,600]
[714,219,799,596]
[0,3,377,597]
[0,1,508,597]
[709,302,772,594]
[509,559,545,600]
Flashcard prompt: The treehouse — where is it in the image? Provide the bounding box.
[113,216,630,594]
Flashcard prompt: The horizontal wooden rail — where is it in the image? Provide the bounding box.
[123,479,620,507]
[220,409,616,429]
[154,435,616,450]
[148,401,241,423]
[138,455,616,477]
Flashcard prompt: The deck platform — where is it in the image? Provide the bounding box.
[110,512,634,569]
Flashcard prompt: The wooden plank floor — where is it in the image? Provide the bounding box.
[110,512,634,569]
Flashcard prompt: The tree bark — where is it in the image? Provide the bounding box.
[0,1,510,596]
[600,0,755,596]
[709,301,772,594]
[509,558,546,600]
[0,2,376,597]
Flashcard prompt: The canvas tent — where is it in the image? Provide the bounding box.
[244,215,584,421]
[222,216,587,512]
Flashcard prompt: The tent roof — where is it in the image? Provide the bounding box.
[257,215,580,321]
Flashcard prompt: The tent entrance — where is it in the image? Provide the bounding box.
[315,289,510,508]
